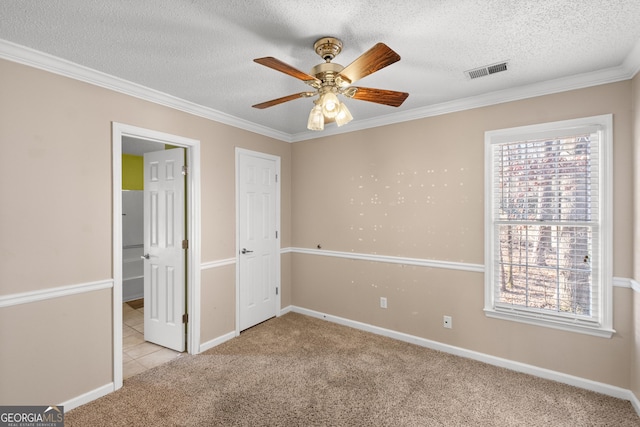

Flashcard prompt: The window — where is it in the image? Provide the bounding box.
[484,115,613,337]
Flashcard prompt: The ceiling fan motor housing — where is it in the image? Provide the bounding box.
[310,62,344,87]
[314,37,343,61]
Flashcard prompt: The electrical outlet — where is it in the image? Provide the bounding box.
[443,315,452,329]
[380,297,387,309]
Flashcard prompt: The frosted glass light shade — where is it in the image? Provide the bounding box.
[307,104,324,131]
[321,92,340,118]
[335,102,353,127]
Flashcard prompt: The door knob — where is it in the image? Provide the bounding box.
[241,248,253,254]
[141,253,150,260]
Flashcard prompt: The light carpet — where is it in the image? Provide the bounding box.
[66,312,638,426]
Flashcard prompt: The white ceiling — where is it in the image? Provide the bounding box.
[2,0,640,141]
[121,136,167,156]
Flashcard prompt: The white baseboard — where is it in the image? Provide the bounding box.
[198,331,236,353]
[122,291,143,303]
[199,307,294,354]
[197,306,293,354]
[631,391,640,416]
[279,305,293,315]
[60,383,114,411]
[62,321,236,410]
[290,306,639,412]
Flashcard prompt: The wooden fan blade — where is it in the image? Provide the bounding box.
[252,92,314,109]
[337,43,401,85]
[254,57,321,87]
[348,87,409,107]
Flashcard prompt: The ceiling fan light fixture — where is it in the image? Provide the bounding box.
[335,102,353,127]
[320,92,340,118]
[253,38,407,132]
[307,104,324,131]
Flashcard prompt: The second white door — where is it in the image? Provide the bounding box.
[238,150,279,331]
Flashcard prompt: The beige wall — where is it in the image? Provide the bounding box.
[0,289,112,405]
[1,54,638,407]
[292,81,635,388]
[0,58,291,404]
[632,72,640,402]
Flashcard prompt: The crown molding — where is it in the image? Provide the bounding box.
[291,63,639,143]
[623,35,640,78]
[291,37,640,142]
[0,39,292,142]
[2,37,638,144]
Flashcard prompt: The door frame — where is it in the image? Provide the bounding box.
[112,122,201,390]
[235,148,281,336]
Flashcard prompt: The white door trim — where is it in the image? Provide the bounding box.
[235,148,281,336]
[112,122,201,390]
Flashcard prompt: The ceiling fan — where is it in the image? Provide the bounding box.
[252,37,409,131]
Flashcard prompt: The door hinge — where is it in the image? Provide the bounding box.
[182,313,188,323]
[275,230,278,239]
[276,287,279,295]
[182,165,188,176]
[275,174,278,183]
[182,239,189,249]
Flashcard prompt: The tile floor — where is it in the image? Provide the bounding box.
[122,300,182,379]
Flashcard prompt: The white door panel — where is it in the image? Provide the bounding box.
[143,148,185,352]
[238,152,278,331]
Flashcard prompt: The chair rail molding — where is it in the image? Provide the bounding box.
[0,279,114,308]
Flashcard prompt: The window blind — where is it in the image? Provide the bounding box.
[490,129,601,324]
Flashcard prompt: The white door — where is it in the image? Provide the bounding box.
[143,148,186,352]
[238,151,279,331]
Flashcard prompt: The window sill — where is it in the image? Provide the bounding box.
[484,309,615,338]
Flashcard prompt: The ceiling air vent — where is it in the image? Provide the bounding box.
[465,61,509,80]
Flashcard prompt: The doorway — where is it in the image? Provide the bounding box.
[112,123,201,390]
[122,140,184,378]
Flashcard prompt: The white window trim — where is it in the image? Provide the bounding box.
[484,114,614,338]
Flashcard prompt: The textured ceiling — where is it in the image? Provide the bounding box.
[1,0,640,140]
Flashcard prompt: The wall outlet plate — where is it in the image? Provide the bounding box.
[380,297,387,309]
[443,315,452,329]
